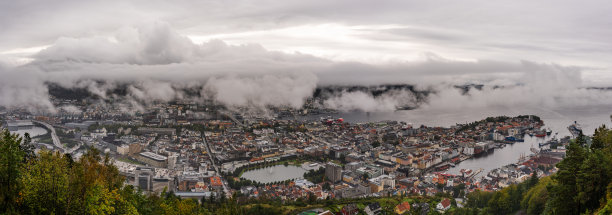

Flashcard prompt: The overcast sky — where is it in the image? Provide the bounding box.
[1,0,612,112]
[2,1,611,69]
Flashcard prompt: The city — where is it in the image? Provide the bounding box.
[1,97,574,214]
[2,1,612,215]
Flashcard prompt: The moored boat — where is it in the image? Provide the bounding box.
[568,121,583,137]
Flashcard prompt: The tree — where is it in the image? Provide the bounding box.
[0,129,26,212]
[308,192,317,204]
[322,183,331,191]
[547,139,586,214]
[527,171,539,188]
[521,177,551,215]
[20,151,70,214]
[576,150,610,211]
[453,183,466,198]
[219,193,227,203]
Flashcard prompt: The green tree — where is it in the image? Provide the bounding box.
[0,129,27,212]
[527,172,539,188]
[20,151,70,214]
[576,150,610,211]
[521,177,551,215]
[547,133,588,214]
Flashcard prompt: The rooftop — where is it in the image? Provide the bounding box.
[140,152,168,161]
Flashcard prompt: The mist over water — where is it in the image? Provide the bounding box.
[303,104,611,136]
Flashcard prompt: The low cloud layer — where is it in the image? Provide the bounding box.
[1,23,612,114]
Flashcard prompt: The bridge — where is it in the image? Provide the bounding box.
[33,120,79,154]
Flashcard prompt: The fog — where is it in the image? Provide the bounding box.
[1,23,612,114]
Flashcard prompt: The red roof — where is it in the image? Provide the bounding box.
[395,201,411,212]
[440,198,451,208]
[210,176,223,187]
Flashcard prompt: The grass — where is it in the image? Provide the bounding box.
[61,137,78,148]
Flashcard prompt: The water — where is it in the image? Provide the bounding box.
[296,104,612,136]
[11,126,48,138]
[291,104,611,176]
[446,135,552,175]
[241,165,307,183]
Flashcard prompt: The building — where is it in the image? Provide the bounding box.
[436,198,451,212]
[137,127,176,136]
[356,164,384,178]
[210,176,223,188]
[7,120,34,131]
[167,155,178,169]
[129,143,144,155]
[394,201,411,214]
[341,204,358,215]
[365,202,382,215]
[137,152,168,168]
[134,167,155,191]
[178,176,200,191]
[345,162,362,172]
[369,175,395,193]
[117,144,129,155]
[325,162,343,183]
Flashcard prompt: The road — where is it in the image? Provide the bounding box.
[33,120,79,154]
[33,120,64,151]
[202,133,231,198]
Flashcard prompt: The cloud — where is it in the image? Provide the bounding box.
[1,22,611,115]
[203,73,317,109]
[0,23,327,112]
[323,89,419,112]
[58,105,82,114]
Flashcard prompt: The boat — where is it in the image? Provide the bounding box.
[437,164,451,171]
[505,136,524,143]
[539,138,559,147]
[568,121,583,137]
[535,132,546,138]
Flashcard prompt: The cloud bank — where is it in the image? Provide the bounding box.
[1,23,612,114]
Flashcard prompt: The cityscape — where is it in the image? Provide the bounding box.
[0,96,599,214]
[2,1,612,215]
